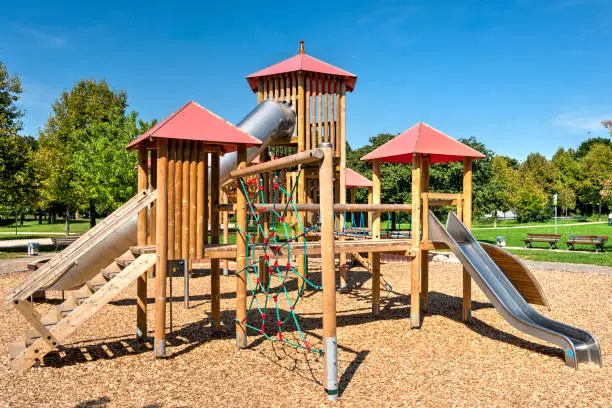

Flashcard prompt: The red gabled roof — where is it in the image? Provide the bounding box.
[126,101,262,152]
[345,168,372,188]
[360,122,485,164]
[246,47,357,92]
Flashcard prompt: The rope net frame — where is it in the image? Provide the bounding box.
[235,168,323,354]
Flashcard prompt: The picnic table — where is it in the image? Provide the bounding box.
[523,233,561,249]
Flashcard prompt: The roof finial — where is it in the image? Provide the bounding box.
[299,40,305,55]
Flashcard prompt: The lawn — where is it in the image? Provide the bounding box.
[473,222,612,267]
[0,219,94,234]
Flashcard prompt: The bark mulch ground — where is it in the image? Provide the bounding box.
[0,260,609,407]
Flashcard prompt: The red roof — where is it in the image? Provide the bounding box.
[345,168,372,188]
[360,122,485,164]
[126,101,262,152]
[247,53,357,93]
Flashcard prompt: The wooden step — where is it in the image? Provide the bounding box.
[56,298,78,318]
[86,273,109,292]
[24,328,41,346]
[115,250,136,268]
[8,341,26,360]
[101,261,122,279]
[130,245,156,255]
[40,312,59,329]
[71,285,93,305]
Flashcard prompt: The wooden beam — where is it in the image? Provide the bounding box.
[338,79,347,289]
[136,144,148,340]
[210,152,221,331]
[196,142,206,259]
[462,157,473,321]
[235,145,248,348]
[189,143,197,263]
[410,153,422,328]
[297,72,306,290]
[167,140,176,260]
[154,139,168,357]
[182,141,190,259]
[229,148,324,179]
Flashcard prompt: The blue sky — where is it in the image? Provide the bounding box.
[1,0,610,160]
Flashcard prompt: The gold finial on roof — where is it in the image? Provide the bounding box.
[299,40,305,55]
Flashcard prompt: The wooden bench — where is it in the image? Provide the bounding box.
[524,233,561,249]
[566,235,608,252]
[51,236,80,250]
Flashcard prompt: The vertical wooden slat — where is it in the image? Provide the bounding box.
[196,142,205,259]
[235,145,248,348]
[280,76,285,101]
[167,141,175,261]
[291,72,297,109]
[136,144,148,340]
[210,152,220,331]
[331,77,336,149]
[181,141,190,259]
[410,153,422,328]
[174,140,183,258]
[222,191,229,273]
[189,144,197,263]
[324,76,329,142]
[285,74,290,104]
[420,156,430,313]
[305,74,311,150]
[371,161,381,316]
[317,76,322,145]
[154,139,168,357]
[257,78,264,104]
[274,76,279,101]
[462,158,473,321]
[149,148,157,247]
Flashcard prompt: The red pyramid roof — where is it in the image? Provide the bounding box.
[126,101,262,152]
[360,122,485,164]
[345,168,372,188]
[247,53,357,93]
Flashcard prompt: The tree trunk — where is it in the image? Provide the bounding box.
[493,212,497,228]
[65,207,70,236]
[19,213,25,226]
[75,209,80,220]
[38,211,43,224]
[89,200,96,228]
[391,212,397,231]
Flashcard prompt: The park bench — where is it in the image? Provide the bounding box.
[51,235,81,250]
[523,233,561,249]
[566,235,608,252]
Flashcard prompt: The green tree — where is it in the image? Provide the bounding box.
[575,143,612,212]
[0,61,23,137]
[514,174,550,222]
[520,153,557,195]
[489,156,519,227]
[575,137,611,159]
[556,184,576,216]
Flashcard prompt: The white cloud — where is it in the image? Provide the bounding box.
[553,111,611,132]
[11,23,67,48]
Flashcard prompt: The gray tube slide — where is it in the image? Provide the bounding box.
[428,210,602,369]
[34,101,295,293]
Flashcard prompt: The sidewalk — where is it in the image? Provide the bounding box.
[0,238,53,249]
[473,221,607,230]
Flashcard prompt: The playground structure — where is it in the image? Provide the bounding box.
[4,42,602,401]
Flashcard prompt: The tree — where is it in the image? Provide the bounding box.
[576,143,612,211]
[36,79,129,230]
[556,184,576,216]
[575,137,611,159]
[520,153,557,195]
[489,156,519,227]
[0,61,23,137]
[514,175,550,222]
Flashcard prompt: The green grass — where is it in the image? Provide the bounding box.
[472,217,594,228]
[473,223,612,267]
[0,219,94,234]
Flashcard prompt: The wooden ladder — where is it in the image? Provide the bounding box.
[8,251,156,371]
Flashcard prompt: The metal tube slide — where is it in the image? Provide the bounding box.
[428,210,602,369]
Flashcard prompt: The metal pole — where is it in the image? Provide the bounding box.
[183,259,189,309]
[169,263,173,335]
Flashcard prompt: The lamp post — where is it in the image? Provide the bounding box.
[553,193,558,234]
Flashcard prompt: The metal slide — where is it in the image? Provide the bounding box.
[6,101,295,307]
[428,210,602,369]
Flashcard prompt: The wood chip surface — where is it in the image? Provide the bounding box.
[0,260,609,407]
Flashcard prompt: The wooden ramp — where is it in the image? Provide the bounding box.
[4,190,157,310]
[481,243,550,309]
[8,252,156,371]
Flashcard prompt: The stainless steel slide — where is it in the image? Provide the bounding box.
[428,210,602,369]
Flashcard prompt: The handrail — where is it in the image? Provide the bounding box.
[229,148,325,179]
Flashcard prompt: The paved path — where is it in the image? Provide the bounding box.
[0,253,54,275]
[473,221,606,230]
[0,238,53,249]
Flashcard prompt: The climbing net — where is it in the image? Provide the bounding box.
[235,168,323,354]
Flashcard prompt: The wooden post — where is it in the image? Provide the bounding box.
[235,145,248,348]
[371,161,381,316]
[257,78,264,104]
[148,147,157,279]
[189,144,197,265]
[136,144,148,340]
[420,156,430,313]
[210,152,221,331]
[182,141,190,259]
[222,191,229,275]
[319,143,338,401]
[174,140,183,258]
[154,139,168,357]
[297,73,306,291]
[462,158,473,321]
[410,153,422,328]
